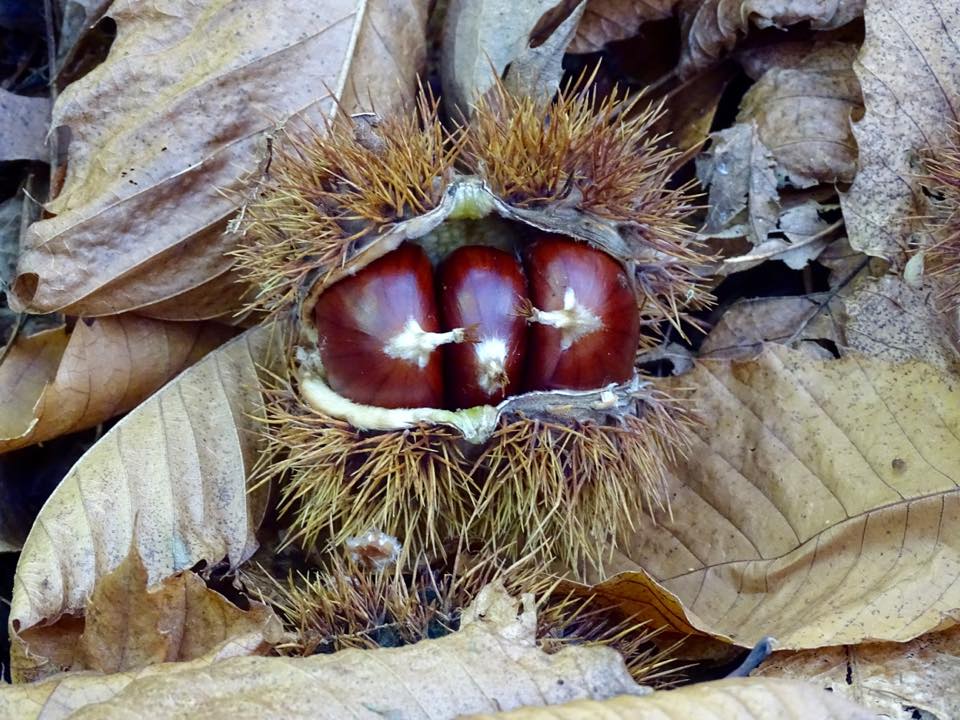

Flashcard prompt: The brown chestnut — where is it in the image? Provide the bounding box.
[312,243,471,408]
[522,234,640,391]
[438,246,529,409]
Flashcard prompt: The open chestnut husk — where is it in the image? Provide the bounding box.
[236,85,708,569]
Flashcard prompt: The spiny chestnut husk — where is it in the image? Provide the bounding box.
[921,120,960,308]
[242,547,682,686]
[236,84,708,569]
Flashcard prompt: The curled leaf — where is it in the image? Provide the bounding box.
[10,326,281,681]
[11,0,429,318]
[568,0,675,54]
[0,316,235,453]
[585,344,960,650]
[1,585,646,719]
[737,42,862,187]
[678,0,865,77]
[15,547,282,682]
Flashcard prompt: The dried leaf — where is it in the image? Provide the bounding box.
[17,547,281,680]
[655,63,736,161]
[0,90,50,162]
[466,678,875,719]
[840,274,960,374]
[57,0,113,62]
[0,585,646,719]
[715,196,840,274]
[698,122,780,244]
[700,294,838,360]
[81,549,281,673]
[737,42,862,187]
[10,0,429,318]
[441,0,577,114]
[10,326,281,681]
[584,344,960,650]
[702,264,958,368]
[568,0,675,54]
[756,626,960,720]
[678,0,865,77]
[841,1,960,263]
[0,316,235,453]
[503,2,587,104]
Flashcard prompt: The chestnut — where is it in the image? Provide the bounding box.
[522,234,640,391]
[438,246,529,409]
[312,243,472,408]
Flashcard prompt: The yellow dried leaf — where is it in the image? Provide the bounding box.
[841,0,960,262]
[466,677,875,719]
[0,316,235,453]
[0,585,645,720]
[10,326,282,681]
[585,344,960,649]
[757,626,960,719]
[10,0,429,318]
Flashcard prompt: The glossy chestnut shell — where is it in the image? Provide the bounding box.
[438,246,528,409]
[311,243,444,408]
[310,235,641,410]
[523,234,641,391]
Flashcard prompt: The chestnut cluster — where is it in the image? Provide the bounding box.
[312,234,641,411]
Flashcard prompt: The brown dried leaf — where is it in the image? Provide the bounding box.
[0,90,51,162]
[678,0,865,77]
[10,0,429,318]
[737,42,862,187]
[584,344,960,650]
[503,2,587,105]
[756,627,960,720]
[466,678,875,719]
[17,547,281,680]
[841,1,960,263]
[441,0,581,114]
[0,316,235,453]
[568,0,675,54]
[0,585,645,719]
[713,196,840,274]
[701,264,958,367]
[699,294,838,360]
[10,326,281,682]
[655,63,736,161]
[697,122,780,244]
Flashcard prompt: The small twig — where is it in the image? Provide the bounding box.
[720,219,845,269]
[43,0,60,188]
